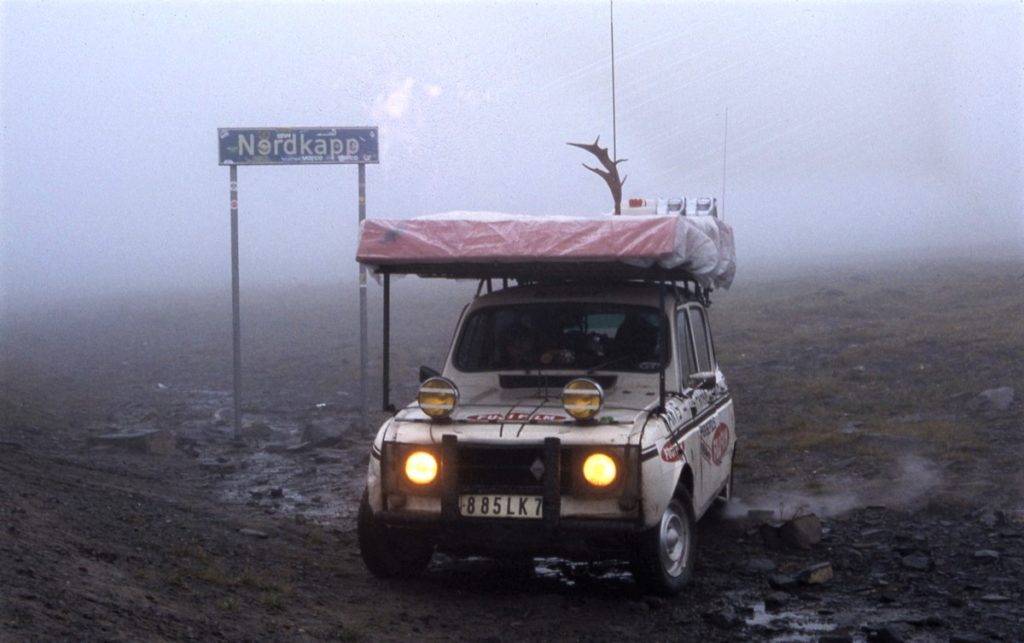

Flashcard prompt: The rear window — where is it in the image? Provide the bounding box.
[454,303,664,372]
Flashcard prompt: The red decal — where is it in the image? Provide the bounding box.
[466,414,503,422]
[505,412,531,421]
[531,414,568,422]
[660,441,683,463]
[710,423,730,466]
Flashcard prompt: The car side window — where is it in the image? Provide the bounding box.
[676,309,696,379]
[686,307,714,373]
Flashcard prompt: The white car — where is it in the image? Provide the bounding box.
[357,279,735,595]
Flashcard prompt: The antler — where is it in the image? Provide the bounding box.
[567,136,628,214]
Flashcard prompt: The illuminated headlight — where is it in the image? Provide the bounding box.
[418,377,459,419]
[582,452,618,487]
[404,451,439,485]
[562,378,604,421]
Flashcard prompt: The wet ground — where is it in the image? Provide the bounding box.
[2,258,1023,641]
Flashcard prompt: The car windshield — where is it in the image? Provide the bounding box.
[454,303,664,372]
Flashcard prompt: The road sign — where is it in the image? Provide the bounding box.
[218,127,379,165]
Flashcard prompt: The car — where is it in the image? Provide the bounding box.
[354,208,736,595]
[354,208,737,593]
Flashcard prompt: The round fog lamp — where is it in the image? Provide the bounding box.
[583,453,617,487]
[562,378,604,421]
[405,451,438,485]
[418,377,459,419]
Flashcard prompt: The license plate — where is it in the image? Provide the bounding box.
[459,494,543,519]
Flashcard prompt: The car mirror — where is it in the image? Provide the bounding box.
[686,371,717,390]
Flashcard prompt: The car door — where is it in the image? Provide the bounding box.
[678,303,734,515]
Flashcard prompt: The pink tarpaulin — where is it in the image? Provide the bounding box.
[356,212,735,289]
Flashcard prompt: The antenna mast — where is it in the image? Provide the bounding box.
[721,107,729,220]
[610,0,617,162]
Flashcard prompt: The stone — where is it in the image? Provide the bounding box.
[978,594,1010,603]
[243,421,275,440]
[779,514,822,549]
[199,459,237,474]
[212,407,233,427]
[301,419,351,448]
[702,605,741,630]
[900,553,932,571]
[767,574,798,590]
[763,591,790,610]
[239,528,268,539]
[870,624,909,643]
[978,386,1014,411]
[759,523,784,549]
[744,558,777,574]
[973,549,1000,562]
[313,449,346,464]
[974,507,1005,528]
[796,562,833,585]
[89,429,177,455]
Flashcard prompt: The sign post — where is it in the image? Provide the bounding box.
[218,127,379,438]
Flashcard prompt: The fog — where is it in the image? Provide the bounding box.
[1,1,1021,306]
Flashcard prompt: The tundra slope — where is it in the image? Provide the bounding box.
[2,258,1022,641]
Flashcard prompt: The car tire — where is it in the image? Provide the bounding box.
[632,493,697,595]
[357,489,434,578]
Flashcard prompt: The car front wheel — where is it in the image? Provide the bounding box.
[632,493,697,595]
[357,489,434,578]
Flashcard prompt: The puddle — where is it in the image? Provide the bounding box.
[746,601,844,642]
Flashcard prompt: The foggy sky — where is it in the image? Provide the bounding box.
[1,1,1021,305]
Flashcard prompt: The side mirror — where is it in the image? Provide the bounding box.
[686,371,717,390]
[419,365,442,383]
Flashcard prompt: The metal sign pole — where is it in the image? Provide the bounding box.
[358,162,369,429]
[230,165,243,440]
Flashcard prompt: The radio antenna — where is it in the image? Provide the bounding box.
[610,0,617,162]
[721,107,729,220]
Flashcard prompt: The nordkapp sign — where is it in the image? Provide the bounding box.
[218,127,379,165]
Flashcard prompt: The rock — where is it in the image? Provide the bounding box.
[900,553,932,571]
[974,507,1005,528]
[949,634,985,643]
[779,514,822,549]
[199,459,237,474]
[313,449,346,464]
[301,420,351,448]
[269,487,284,498]
[243,421,275,440]
[867,624,909,643]
[213,407,233,427]
[744,558,777,574]
[767,574,798,590]
[796,562,833,585]
[978,594,1010,603]
[702,605,741,629]
[89,429,177,455]
[759,522,783,548]
[972,549,1000,562]
[763,591,790,610]
[239,528,268,539]
[978,386,1014,411]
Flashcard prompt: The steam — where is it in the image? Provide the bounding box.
[726,455,942,520]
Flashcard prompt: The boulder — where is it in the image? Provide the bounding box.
[796,561,833,585]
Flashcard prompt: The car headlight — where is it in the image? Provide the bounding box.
[582,452,618,487]
[418,376,459,419]
[562,378,604,421]
[404,451,439,485]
